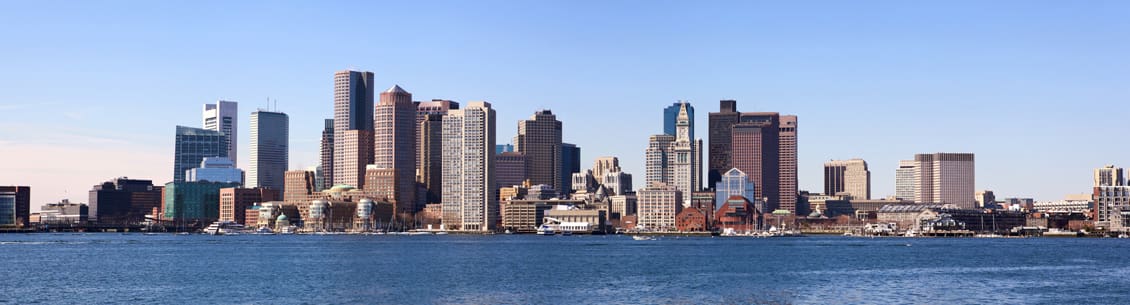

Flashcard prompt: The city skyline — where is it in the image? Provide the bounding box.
[3,2,1129,208]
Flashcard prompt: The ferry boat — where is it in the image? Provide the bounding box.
[536,224,556,235]
[203,220,247,235]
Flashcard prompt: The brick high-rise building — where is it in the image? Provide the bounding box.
[514,110,563,193]
[283,170,318,202]
[496,152,528,189]
[373,85,417,214]
[416,100,459,205]
[778,115,797,213]
[332,70,375,188]
[708,100,798,214]
[824,159,870,200]
[441,102,497,232]
[912,153,975,208]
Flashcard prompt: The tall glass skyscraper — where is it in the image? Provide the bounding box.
[249,110,289,191]
[173,126,227,183]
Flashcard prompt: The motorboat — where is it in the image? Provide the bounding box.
[203,220,249,235]
[537,224,556,235]
[631,235,655,241]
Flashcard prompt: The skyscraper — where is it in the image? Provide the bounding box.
[913,153,976,208]
[496,152,528,189]
[778,115,798,213]
[373,85,417,215]
[416,99,459,205]
[203,100,237,167]
[561,143,580,196]
[671,102,697,202]
[332,70,375,188]
[514,110,563,193]
[1095,165,1126,187]
[173,126,227,183]
[0,186,30,229]
[248,110,288,191]
[645,134,675,188]
[708,100,798,214]
[895,160,916,200]
[707,100,740,189]
[664,102,694,146]
[319,119,334,190]
[824,159,870,199]
[441,101,497,232]
[730,112,779,211]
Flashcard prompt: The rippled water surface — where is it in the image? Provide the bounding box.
[2,234,1128,304]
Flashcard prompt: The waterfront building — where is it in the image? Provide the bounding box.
[333,70,375,188]
[283,170,318,203]
[500,200,550,233]
[592,156,619,179]
[1095,165,1126,187]
[561,143,580,197]
[0,186,30,229]
[875,204,947,231]
[219,187,279,225]
[319,119,334,190]
[496,152,528,189]
[911,153,976,209]
[441,101,497,231]
[416,99,459,205]
[690,191,716,226]
[38,199,88,224]
[975,190,997,209]
[363,166,398,203]
[163,181,241,221]
[545,205,607,233]
[514,110,563,193]
[1093,186,1130,230]
[1032,200,1091,213]
[173,126,227,183]
[716,195,759,232]
[186,157,244,185]
[373,85,418,214]
[895,160,916,201]
[715,168,756,210]
[637,183,682,231]
[88,178,161,224]
[202,100,237,167]
[248,110,288,191]
[824,159,871,200]
[675,207,708,232]
[823,198,916,218]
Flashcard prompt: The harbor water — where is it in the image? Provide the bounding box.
[1,234,1127,304]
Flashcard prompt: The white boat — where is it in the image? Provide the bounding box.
[204,220,249,235]
[537,224,556,235]
[632,235,655,241]
[434,231,448,235]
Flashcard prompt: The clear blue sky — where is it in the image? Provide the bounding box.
[2,1,1128,208]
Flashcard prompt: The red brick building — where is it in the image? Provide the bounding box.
[716,195,760,232]
[675,207,708,232]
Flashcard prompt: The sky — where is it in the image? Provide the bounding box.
[1,1,1128,210]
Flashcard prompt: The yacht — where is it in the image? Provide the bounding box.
[536,224,556,235]
[203,220,247,235]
